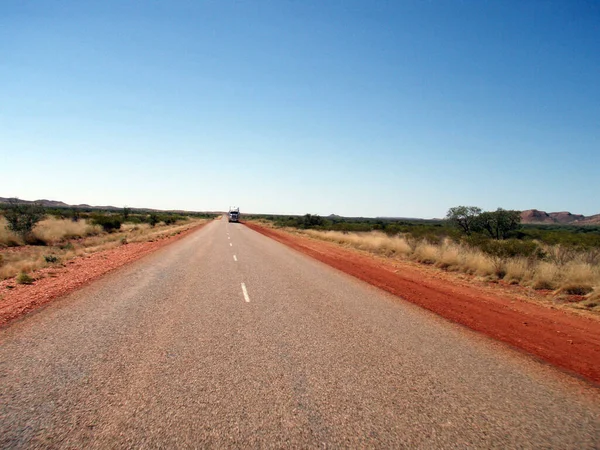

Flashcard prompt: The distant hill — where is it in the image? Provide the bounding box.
[521,209,600,225]
[0,197,121,210]
[0,197,217,214]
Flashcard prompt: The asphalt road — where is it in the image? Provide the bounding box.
[1,217,599,448]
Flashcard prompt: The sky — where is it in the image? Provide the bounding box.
[1,1,599,217]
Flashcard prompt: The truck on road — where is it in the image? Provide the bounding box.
[228,207,240,223]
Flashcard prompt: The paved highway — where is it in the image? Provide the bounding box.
[1,217,599,448]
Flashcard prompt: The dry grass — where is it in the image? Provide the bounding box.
[0,218,22,246]
[0,218,205,281]
[303,230,412,257]
[413,242,438,264]
[33,219,102,244]
[299,229,600,306]
[504,258,530,284]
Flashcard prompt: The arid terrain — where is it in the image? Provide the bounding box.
[1,217,599,448]
[245,222,600,384]
[0,220,208,326]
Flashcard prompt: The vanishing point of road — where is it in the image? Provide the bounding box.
[1,217,599,448]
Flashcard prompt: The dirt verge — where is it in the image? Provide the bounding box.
[0,222,208,327]
[245,222,600,384]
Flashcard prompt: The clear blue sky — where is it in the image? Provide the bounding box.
[1,1,599,217]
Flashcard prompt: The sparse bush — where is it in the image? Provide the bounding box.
[92,214,122,232]
[3,198,46,239]
[44,255,59,263]
[59,242,75,250]
[475,239,542,259]
[16,272,34,285]
[148,213,159,227]
[559,285,593,296]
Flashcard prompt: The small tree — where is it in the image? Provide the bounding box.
[477,208,521,240]
[122,206,131,221]
[4,198,46,239]
[148,213,159,227]
[69,208,81,222]
[302,214,324,229]
[446,206,482,235]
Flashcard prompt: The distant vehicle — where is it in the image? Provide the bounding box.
[228,207,240,223]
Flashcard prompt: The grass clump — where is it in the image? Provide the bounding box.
[34,219,101,244]
[16,272,34,285]
[44,255,59,263]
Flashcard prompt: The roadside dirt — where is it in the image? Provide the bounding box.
[245,222,600,385]
[0,223,207,327]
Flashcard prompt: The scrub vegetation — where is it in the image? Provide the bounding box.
[0,200,216,281]
[248,208,600,311]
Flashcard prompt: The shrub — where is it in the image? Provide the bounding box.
[148,213,159,227]
[559,284,594,296]
[475,239,542,259]
[3,198,46,239]
[92,214,122,232]
[44,255,59,263]
[59,242,75,250]
[16,272,34,285]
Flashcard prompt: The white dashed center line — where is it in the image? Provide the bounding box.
[229,243,233,247]
[233,255,237,262]
[241,283,250,302]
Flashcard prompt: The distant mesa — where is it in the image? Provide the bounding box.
[521,209,599,225]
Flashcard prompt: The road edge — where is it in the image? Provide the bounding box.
[244,222,600,385]
[0,221,210,328]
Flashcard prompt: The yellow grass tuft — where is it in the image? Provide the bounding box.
[436,240,462,271]
[413,242,438,264]
[0,218,23,246]
[531,262,560,290]
[504,258,531,284]
[33,219,101,244]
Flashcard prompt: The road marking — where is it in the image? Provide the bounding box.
[229,243,233,247]
[241,283,250,302]
[228,236,230,240]
[233,255,237,262]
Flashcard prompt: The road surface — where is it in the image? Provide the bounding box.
[1,217,599,448]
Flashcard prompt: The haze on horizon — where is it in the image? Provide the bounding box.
[1,1,598,218]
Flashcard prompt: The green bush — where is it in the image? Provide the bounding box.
[91,214,122,232]
[474,238,543,259]
[44,255,59,263]
[3,198,46,238]
[16,272,34,285]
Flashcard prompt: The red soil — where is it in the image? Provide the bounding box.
[0,223,207,327]
[245,223,600,385]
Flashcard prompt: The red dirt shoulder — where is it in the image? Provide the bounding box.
[0,223,207,328]
[245,222,600,385]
